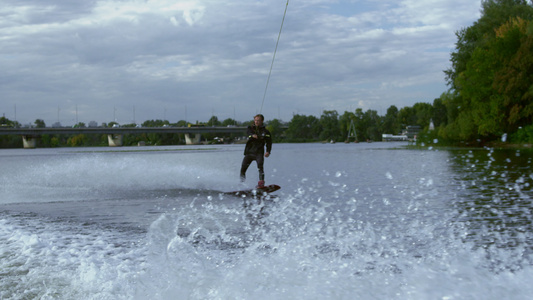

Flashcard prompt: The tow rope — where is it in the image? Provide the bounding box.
[260,0,289,114]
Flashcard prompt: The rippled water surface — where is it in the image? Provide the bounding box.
[1,143,532,299]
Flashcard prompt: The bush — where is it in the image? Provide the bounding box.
[510,125,533,144]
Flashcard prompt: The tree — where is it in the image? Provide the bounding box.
[174,120,188,127]
[285,114,321,142]
[398,106,416,128]
[266,119,284,142]
[207,116,221,126]
[35,119,46,128]
[382,105,401,134]
[142,119,169,127]
[222,118,237,127]
[319,110,340,141]
[432,98,447,128]
[412,102,433,129]
[455,16,533,137]
[445,0,533,89]
[348,108,383,141]
[67,134,89,147]
[353,108,369,141]
[492,17,533,131]
[0,117,22,147]
[339,111,356,141]
[1,116,12,126]
[363,109,381,141]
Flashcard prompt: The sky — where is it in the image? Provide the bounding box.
[0,0,481,126]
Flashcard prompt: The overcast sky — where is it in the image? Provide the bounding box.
[1,0,481,126]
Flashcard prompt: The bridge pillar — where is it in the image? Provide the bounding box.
[107,134,123,147]
[22,135,38,149]
[185,133,201,145]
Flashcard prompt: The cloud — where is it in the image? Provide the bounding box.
[0,0,480,126]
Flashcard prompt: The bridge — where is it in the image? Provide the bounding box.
[0,126,248,148]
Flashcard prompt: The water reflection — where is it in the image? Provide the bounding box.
[448,147,533,268]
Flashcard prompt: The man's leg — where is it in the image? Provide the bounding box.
[256,154,265,182]
[240,155,255,182]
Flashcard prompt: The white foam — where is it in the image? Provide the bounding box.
[0,216,144,299]
[1,145,532,299]
[1,150,240,204]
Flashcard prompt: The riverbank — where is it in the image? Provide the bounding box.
[484,142,532,149]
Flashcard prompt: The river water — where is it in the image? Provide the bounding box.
[0,142,532,299]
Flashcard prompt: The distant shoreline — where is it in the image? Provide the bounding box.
[484,142,533,150]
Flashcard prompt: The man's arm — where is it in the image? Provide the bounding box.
[265,130,272,156]
[246,126,257,139]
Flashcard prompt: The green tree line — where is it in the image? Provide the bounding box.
[433,0,533,145]
[283,0,533,146]
[1,104,430,148]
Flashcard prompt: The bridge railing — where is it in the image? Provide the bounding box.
[0,126,248,136]
[0,126,248,148]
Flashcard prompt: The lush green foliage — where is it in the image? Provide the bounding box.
[438,0,533,145]
[1,106,431,147]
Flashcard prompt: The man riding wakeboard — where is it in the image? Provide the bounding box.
[240,114,272,188]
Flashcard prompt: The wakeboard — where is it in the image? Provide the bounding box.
[224,184,281,198]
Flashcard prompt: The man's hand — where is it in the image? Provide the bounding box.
[265,152,270,157]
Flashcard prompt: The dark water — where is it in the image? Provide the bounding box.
[448,148,533,272]
[0,143,532,299]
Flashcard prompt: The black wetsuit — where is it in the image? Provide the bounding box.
[240,125,272,182]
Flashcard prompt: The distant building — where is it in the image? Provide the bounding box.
[88,121,98,128]
[382,134,408,141]
[403,126,420,139]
